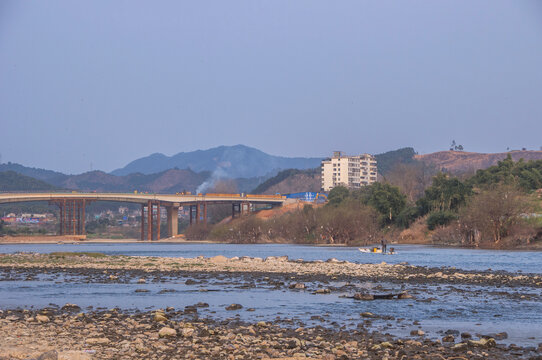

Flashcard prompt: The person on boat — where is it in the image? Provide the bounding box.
[381,238,387,254]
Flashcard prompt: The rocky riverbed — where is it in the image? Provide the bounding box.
[1,252,541,288]
[1,306,541,360]
[0,253,541,359]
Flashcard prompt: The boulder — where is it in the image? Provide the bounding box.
[289,283,305,289]
[61,303,81,312]
[226,304,243,311]
[468,338,496,348]
[86,337,110,345]
[353,293,374,301]
[154,313,168,322]
[36,314,50,323]
[158,327,177,338]
[181,327,195,337]
[37,350,58,360]
[314,288,331,294]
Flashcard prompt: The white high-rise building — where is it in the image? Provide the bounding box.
[321,151,377,191]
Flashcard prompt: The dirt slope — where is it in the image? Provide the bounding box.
[415,150,542,174]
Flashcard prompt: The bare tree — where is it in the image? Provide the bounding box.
[459,185,531,245]
[386,162,436,203]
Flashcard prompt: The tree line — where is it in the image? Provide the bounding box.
[185,155,542,248]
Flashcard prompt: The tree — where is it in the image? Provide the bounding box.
[327,186,350,207]
[385,162,437,203]
[357,183,406,223]
[417,173,472,215]
[469,155,542,192]
[459,184,531,245]
[426,211,458,230]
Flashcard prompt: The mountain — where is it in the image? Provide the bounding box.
[53,169,210,193]
[374,147,417,175]
[0,171,59,192]
[111,145,323,178]
[415,150,542,174]
[252,168,321,194]
[0,162,68,183]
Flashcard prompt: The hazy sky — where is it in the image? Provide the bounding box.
[1,1,542,174]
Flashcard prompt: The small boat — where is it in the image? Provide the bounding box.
[358,247,396,254]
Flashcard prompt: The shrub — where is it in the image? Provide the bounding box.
[426,211,458,230]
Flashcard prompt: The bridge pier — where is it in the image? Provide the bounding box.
[140,201,165,240]
[141,204,145,240]
[166,205,179,237]
[51,199,88,236]
[188,203,207,226]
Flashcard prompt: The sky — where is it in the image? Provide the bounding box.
[1,0,542,174]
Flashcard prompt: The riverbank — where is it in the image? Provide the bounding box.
[0,235,219,245]
[3,307,538,360]
[1,252,541,288]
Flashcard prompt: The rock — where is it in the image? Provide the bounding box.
[246,308,256,312]
[445,329,460,336]
[226,304,243,311]
[37,350,58,360]
[154,313,168,322]
[209,255,228,263]
[137,278,146,283]
[326,258,340,263]
[134,338,147,353]
[398,291,413,299]
[360,312,375,318]
[108,275,118,280]
[61,303,81,312]
[184,306,197,313]
[287,338,302,349]
[461,332,472,339]
[135,289,149,293]
[158,327,177,338]
[181,327,195,337]
[195,302,209,308]
[314,288,331,294]
[185,279,197,285]
[36,314,50,323]
[86,337,110,345]
[289,282,305,289]
[257,321,267,327]
[452,343,468,351]
[380,341,394,349]
[354,293,374,301]
[410,329,425,336]
[468,338,496,348]
[481,332,508,340]
[442,335,455,342]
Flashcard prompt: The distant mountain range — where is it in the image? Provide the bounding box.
[3,146,542,195]
[111,145,323,178]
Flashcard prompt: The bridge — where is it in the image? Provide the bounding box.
[0,192,286,240]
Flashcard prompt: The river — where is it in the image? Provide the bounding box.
[0,243,541,347]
